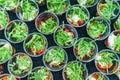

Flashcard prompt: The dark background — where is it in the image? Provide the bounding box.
[0,0,120,80]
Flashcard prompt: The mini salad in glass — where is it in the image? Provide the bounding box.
[24,32,48,57]
[105,30,120,53]
[63,61,88,80]
[28,66,53,80]
[16,0,39,21]
[87,72,109,80]
[5,20,28,43]
[114,16,120,30]
[0,39,13,64]
[77,0,98,7]
[97,0,120,21]
[73,37,98,62]
[47,0,70,15]
[35,12,59,35]
[54,23,78,48]
[0,74,18,80]
[66,5,90,27]
[87,17,110,40]
[0,9,10,30]
[8,53,33,78]
[95,49,119,75]
[0,0,19,11]
[43,46,68,71]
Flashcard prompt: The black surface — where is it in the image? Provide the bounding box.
[0,0,120,80]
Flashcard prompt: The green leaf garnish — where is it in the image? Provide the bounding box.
[30,67,52,80]
[64,61,86,80]
[114,34,120,52]
[6,21,28,43]
[115,17,120,29]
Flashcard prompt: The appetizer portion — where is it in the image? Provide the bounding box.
[87,72,109,80]
[54,24,78,48]
[28,66,53,80]
[47,0,70,15]
[43,46,68,71]
[63,61,87,80]
[36,12,59,35]
[105,30,120,53]
[97,0,119,21]
[8,53,33,78]
[66,5,89,27]
[77,0,98,7]
[0,39,12,64]
[73,37,98,62]
[0,9,9,30]
[0,0,19,11]
[16,0,39,21]
[114,16,120,30]
[95,49,119,75]
[5,20,28,43]
[87,17,110,40]
[24,32,48,57]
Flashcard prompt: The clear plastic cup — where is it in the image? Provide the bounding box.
[86,17,111,40]
[35,12,59,35]
[16,0,39,21]
[77,0,98,8]
[43,46,68,71]
[8,53,33,78]
[62,60,88,80]
[0,9,10,30]
[4,20,29,43]
[27,66,53,80]
[66,4,90,27]
[53,24,78,48]
[97,0,120,21]
[95,49,119,75]
[0,39,13,64]
[73,37,98,62]
[86,72,109,80]
[46,0,70,15]
[105,30,120,53]
[23,32,48,57]
[0,0,19,11]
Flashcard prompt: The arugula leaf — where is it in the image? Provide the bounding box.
[9,54,32,75]
[98,0,119,21]
[30,66,52,80]
[67,6,88,26]
[75,38,96,60]
[88,17,107,39]
[0,10,9,30]
[19,0,38,20]
[55,27,75,47]
[6,21,28,43]
[47,0,70,14]
[25,34,46,55]
[0,0,18,10]
[45,47,66,67]
[64,61,86,80]
[115,17,120,29]
[39,17,58,34]
[0,42,12,63]
[114,34,120,52]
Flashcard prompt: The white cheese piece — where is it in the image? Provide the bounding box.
[108,34,116,49]
[71,15,80,23]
